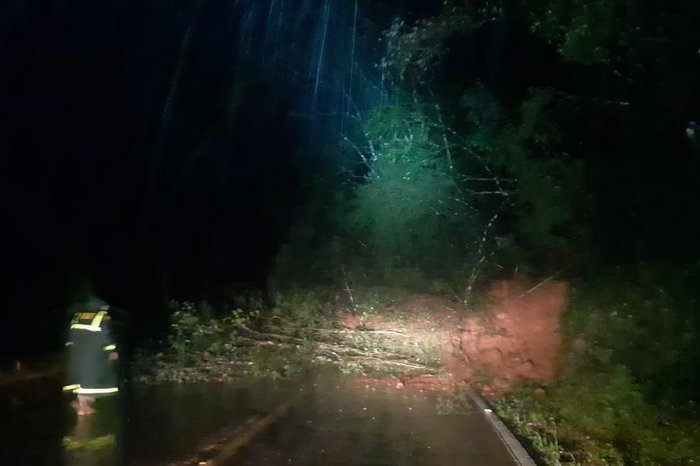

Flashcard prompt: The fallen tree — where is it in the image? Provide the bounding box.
[132,297,444,384]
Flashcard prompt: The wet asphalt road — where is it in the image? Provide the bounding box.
[1,372,517,466]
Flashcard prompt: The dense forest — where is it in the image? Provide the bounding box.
[2,0,700,463]
[279,2,700,462]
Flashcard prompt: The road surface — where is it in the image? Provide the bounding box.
[0,371,522,465]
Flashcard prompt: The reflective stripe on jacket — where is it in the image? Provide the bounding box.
[63,306,119,396]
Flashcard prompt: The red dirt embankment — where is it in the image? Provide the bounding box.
[345,280,569,394]
[452,280,569,394]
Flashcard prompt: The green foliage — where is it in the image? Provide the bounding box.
[566,266,700,403]
[274,5,595,289]
[552,366,645,441]
[348,161,458,269]
[460,86,505,134]
[167,301,252,366]
[516,88,561,150]
[63,434,116,452]
[381,9,486,84]
[245,344,315,381]
[520,0,699,91]
[504,89,585,253]
[459,86,586,261]
[333,83,586,293]
[495,370,700,465]
[135,293,341,383]
[525,0,631,64]
[492,267,700,465]
[348,286,412,314]
[345,100,480,276]
[365,9,585,279]
[494,398,573,465]
[271,290,331,332]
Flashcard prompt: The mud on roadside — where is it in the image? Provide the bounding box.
[337,280,569,397]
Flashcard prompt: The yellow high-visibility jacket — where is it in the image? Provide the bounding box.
[62,306,119,396]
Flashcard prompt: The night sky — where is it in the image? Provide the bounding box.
[1,0,385,353]
[2,0,700,355]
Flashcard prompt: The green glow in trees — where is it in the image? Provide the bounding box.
[346,101,476,274]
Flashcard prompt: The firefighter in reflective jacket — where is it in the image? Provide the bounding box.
[62,303,119,415]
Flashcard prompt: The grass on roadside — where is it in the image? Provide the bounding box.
[489,267,700,466]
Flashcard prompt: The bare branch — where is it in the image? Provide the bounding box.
[464,211,499,306]
[344,136,379,179]
[464,189,511,197]
[516,265,572,298]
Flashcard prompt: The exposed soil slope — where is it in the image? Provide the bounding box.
[340,280,569,394]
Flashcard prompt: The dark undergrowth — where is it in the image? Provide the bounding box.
[131,265,700,464]
[493,265,700,465]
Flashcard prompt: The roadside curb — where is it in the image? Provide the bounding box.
[469,391,537,466]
